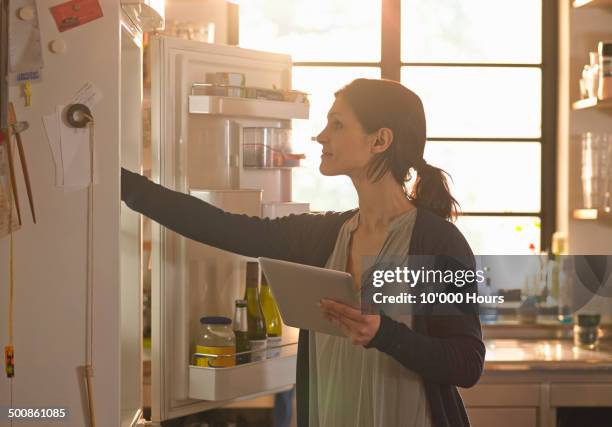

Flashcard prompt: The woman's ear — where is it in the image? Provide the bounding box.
[370,128,393,154]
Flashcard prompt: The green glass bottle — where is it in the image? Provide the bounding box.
[260,272,283,358]
[233,299,251,364]
[244,262,267,362]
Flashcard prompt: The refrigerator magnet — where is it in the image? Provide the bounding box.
[49,0,103,33]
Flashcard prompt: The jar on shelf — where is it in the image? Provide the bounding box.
[196,316,236,368]
[598,41,612,100]
[581,132,611,209]
[589,51,600,99]
[580,65,590,99]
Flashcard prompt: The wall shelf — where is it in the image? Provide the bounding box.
[573,0,612,8]
[188,95,309,120]
[572,97,612,110]
[572,208,612,225]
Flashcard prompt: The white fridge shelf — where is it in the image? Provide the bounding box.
[188,351,297,401]
[262,202,310,219]
[188,95,309,120]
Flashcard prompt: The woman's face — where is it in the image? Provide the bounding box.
[315,95,375,177]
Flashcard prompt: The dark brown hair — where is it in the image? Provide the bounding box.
[335,78,460,221]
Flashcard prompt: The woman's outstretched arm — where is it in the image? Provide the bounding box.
[121,167,350,265]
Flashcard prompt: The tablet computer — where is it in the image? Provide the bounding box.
[258,257,360,337]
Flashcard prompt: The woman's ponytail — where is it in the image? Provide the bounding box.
[410,161,460,222]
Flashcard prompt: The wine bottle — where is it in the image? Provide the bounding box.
[244,262,267,362]
[233,299,251,364]
[260,272,282,358]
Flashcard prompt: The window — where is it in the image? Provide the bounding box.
[239,0,381,212]
[239,0,556,254]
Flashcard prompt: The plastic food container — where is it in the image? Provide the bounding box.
[243,128,300,167]
[243,127,273,167]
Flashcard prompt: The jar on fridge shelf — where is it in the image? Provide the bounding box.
[196,316,236,368]
[208,72,246,97]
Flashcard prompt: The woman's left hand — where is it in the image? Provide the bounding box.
[320,299,381,346]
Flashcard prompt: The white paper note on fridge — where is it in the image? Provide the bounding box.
[57,105,98,191]
[42,110,63,186]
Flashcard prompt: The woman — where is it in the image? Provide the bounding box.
[122,78,485,426]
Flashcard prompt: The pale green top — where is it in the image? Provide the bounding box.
[308,208,432,427]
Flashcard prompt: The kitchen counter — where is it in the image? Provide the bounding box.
[483,339,612,372]
[463,339,612,427]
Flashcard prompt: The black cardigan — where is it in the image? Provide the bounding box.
[121,168,485,427]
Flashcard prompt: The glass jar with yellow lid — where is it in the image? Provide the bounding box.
[196,316,236,367]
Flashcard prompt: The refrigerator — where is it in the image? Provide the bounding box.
[0,1,308,426]
[146,35,310,423]
[0,2,163,427]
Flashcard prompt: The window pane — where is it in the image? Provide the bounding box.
[401,0,542,64]
[401,67,541,138]
[456,216,541,255]
[291,67,380,212]
[425,141,541,212]
[239,0,381,62]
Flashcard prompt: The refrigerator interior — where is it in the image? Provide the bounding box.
[149,36,308,422]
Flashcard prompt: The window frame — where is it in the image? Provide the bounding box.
[291,0,558,251]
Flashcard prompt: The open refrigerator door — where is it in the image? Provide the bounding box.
[120,2,163,426]
[120,11,145,427]
[149,35,310,423]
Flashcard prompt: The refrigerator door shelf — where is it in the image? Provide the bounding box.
[240,168,292,203]
[190,189,262,217]
[262,202,310,219]
[188,350,297,401]
[189,95,309,120]
[243,166,302,171]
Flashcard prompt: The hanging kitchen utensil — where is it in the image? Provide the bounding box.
[8,103,35,223]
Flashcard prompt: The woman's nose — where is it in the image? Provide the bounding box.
[315,130,326,144]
